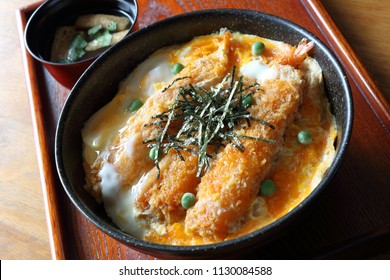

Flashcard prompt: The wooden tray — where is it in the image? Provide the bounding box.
[17,0,390,260]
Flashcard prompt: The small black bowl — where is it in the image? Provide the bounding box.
[24,0,138,89]
[55,9,353,259]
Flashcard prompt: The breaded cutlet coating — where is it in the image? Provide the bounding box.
[185,67,304,240]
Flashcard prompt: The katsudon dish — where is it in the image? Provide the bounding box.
[81,29,337,245]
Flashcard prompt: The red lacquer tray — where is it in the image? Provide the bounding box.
[17,0,390,259]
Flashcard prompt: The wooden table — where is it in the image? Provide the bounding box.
[1,0,389,260]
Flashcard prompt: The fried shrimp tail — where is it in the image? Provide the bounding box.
[279,38,315,67]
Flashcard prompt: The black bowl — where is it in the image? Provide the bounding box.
[55,9,353,259]
[24,0,138,89]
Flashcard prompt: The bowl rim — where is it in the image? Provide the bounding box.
[55,8,353,256]
[24,0,139,66]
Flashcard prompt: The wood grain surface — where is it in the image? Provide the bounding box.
[1,0,389,260]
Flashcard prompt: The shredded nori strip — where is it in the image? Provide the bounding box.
[143,67,276,179]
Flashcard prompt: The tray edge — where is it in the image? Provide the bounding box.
[16,2,66,260]
[301,0,390,132]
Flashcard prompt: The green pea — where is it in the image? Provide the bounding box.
[252,42,265,55]
[171,63,184,74]
[129,99,143,112]
[260,179,277,197]
[297,130,313,145]
[149,146,162,161]
[181,192,196,209]
[242,94,253,107]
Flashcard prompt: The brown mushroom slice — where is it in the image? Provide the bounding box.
[84,29,129,52]
[110,29,129,45]
[75,14,130,31]
[50,26,77,62]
